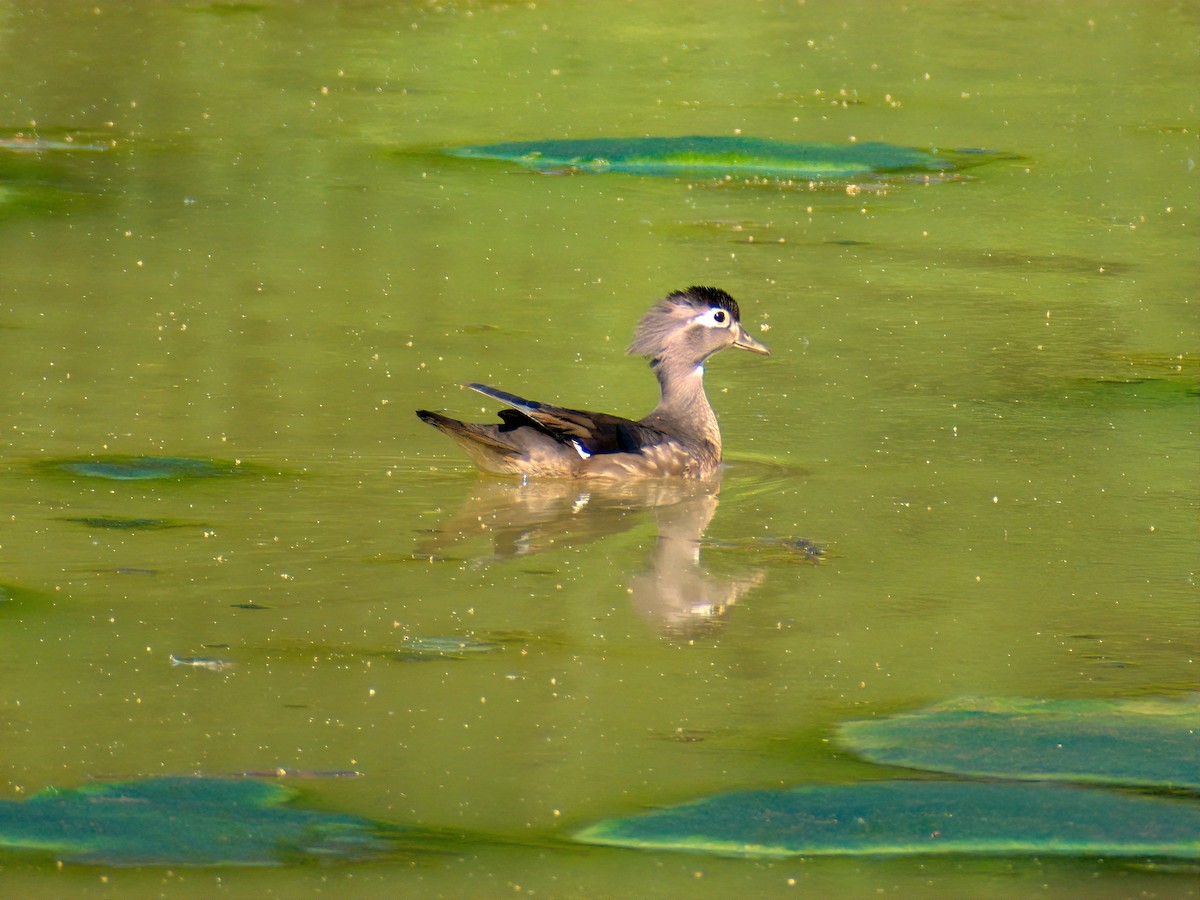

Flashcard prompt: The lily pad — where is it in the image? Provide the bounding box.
[837,697,1200,791]
[445,136,1003,181]
[574,781,1200,859]
[0,777,410,866]
[40,456,245,481]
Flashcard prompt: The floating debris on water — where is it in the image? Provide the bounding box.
[771,536,827,563]
[89,767,362,781]
[705,535,827,564]
[0,128,115,153]
[62,516,189,530]
[253,633,520,666]
[381,635,502,662]
[235,768,363,779]
[658,727,716,744]
[169,654,235,672]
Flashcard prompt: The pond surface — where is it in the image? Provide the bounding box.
[1,1,1196,896]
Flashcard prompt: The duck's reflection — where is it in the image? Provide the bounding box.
[626,482,766,637]
[415,477,764,637]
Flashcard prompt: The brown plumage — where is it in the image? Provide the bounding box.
[415,286,770,479]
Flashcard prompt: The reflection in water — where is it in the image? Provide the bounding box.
[628,484,766,638]
[416,477,765,637]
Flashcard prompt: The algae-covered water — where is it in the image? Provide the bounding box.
[0,1,1196,897]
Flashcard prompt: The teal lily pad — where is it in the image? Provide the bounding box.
[837,697,1200,791]
[574,781,1200,859]
[445,136,1003,181]
[0,777,413,866]
[41,456,245,481]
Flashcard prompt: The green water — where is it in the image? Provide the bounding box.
[1,1,1196,896]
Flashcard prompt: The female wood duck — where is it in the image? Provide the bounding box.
[416,286,770,479]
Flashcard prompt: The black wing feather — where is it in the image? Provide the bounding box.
[468,383,667,456]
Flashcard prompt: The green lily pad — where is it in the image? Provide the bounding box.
[837,697,1200,791]
[574,781,1200,859]
[0,777,415,866]
[40,456,246,481]
[445,136,1004,181]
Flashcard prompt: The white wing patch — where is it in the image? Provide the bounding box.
[571,439,592,459]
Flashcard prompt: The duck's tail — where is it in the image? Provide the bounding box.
[415,410,523,472]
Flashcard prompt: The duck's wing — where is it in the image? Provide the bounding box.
[466,383,669,457]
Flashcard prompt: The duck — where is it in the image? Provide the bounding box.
[415,286,770,479]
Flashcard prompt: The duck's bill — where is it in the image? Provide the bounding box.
[733,326,771,355]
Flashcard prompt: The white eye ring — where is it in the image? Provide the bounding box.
[694,307,732,329]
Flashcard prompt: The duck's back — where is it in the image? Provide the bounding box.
[418,385,710,478]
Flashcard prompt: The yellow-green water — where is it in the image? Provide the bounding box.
[0,1,1196,896]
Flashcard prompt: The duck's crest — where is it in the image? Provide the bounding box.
[671,286,742,320]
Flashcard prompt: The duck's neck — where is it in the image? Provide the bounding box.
[643,355,721,458]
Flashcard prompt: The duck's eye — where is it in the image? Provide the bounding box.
[695,307,732,329]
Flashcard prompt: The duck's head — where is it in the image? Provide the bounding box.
[627,286,770,367]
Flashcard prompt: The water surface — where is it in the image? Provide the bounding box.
[0,1,1195,897]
